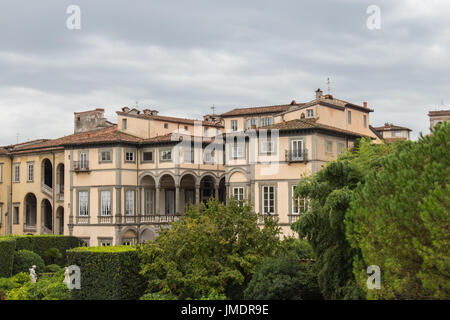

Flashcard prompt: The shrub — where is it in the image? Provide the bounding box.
[140,292,178,300]
[44,248,63,265]
[45,264,62,273]
[244,241,322,300]
[12,250,45,275]
[0,238,15,278]
[67,246,145,300]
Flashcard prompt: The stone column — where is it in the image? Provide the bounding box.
[215,184,219,201]
[225,182,230,205]
[175,184,180,215]
[155,186,161,215]
[195,184,201,208]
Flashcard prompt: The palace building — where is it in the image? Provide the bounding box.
[0,89,380,245]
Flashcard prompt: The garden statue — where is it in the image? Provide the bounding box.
[29,265,37,283]
[63,267,70,287]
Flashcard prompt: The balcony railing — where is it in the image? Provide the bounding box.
[257,213,279,224]
[285,149,308,162]
[23,224,37,233]
[288,214,301,224]
[76,216,90,224]
[98,216,113,224]
[73,161,90,172]
[140,214,182,224]
[41,184,53,197]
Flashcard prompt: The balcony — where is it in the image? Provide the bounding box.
[257,213,279,224]
[73,161,90,172]
[76,216,90,224]
[41,184,53,197]
[140,214,182,224]
[285,149,308,163]
[288,214,301,224]
[98,216,113,224]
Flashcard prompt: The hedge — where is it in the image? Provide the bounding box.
[12,250,45,275]
[67,246,146,300]
[1,235,83,266]
[0,238,16,277]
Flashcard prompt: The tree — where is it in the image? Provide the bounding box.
[346,122,450,299]
[244,240,322,300]
[291,138,393,299]
[139,199,281,300]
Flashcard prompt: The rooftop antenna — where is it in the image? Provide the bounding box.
[327,77,332,94]
[135,101,139,109]
[211,105,216,115]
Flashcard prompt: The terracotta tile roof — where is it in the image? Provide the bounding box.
[0,147,7,155]
[220,104,299,117]
[373,123,412,132]
[428,110,450,116]
[259,118,373,138]
[118,111,223,127]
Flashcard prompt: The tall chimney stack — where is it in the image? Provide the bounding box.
[315,88,323,99]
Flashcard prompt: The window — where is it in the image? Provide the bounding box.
[184,125,188,131]
[122,238,136,246]
[161,150,172,161]
[78,191,89,216]
[100,150,111,162]
[204,127,209,136]
[142,151,153,162]
[307,109,314,118]
[247,118,258,129]
[99,238,113,247]
[27,163,34,182]
[13,205,19,224]
[262,186,275,214]
[100,191,112,216]
[261,117,273,126]
[122,119,127,130]
[326,141,333,153]
[184,148,194,164]
[292,185,307,214]
[393,131,402,137]
[338,143,346,155]
[260,140,275,154]
[233,187,244,201]
[164,123,168,129]
[232,145,245,159]
[347,111,352,124]
[79,152,88,169]
[125,190,135,216]
[291,139,304,159]
[0,164,3,183]
[231,120,238,132]
[363,115,367,128]
[13,164,20,182]
[204,150,214,164]
[125,151,135,162]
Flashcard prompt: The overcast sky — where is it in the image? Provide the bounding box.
[0,0,449,144]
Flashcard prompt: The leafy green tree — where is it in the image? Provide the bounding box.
[244,240,322,300]
[139,199,281,300]
[346,122,450,299]
[291,138,392,299]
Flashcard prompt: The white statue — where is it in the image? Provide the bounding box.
[63,267,70,287]
[29,265,37,283]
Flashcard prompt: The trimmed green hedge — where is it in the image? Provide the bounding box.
[12,250,45,275]
[67,246,145,300]
[0,238,16,278]
[1,235,83,266]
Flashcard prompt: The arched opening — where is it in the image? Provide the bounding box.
[218,177,226,203]
[200,175,216,203]
[56,163,64,197]
[180,174,197,213]
[121,229,137,245]
[56,206,64,235]
[41,199,53,233]
[24,193,37,232]
[140,228,156,243]
[141,175,156,216]
[160,174,175,215]
[42,159,53,189]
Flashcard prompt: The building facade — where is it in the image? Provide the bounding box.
[428,109,450,129]
[373,123,412,142]
[0,89,380,245]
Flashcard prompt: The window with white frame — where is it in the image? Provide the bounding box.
[100,191,112,216]
[393,130,402,137]
[161,150,172,161]
[260,139,276,154]
[100,150,111,162]
[233,187,244,201]
[292,185,307,214]
[125,150,135,162]
[338,143,346,155]
[13,164,20,182]
[125,190,135,216]
[204,127,209,136]
[347,111,352,124]
[261,117,273,127]
[231,120,238,132]
[262,186,275,214]
[79,152,88,169]
[247,118,258,129]
[232,144,245,159]
[27,163,34,182]
[204,150,214,164]
[307,109,314,118]
[122,119,127,130]
[326,141,333,153]
[78,191,89,216]
[99,238,113,247]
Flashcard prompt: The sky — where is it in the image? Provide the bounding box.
[0,0,449,145]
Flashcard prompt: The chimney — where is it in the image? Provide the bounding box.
[291,100,297,105]
[315,88,323,99]
[363,102,367,108]
[143,109,151,115]
[122,106,130,113]
[150,110,159,116]
[282,119,286,126]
